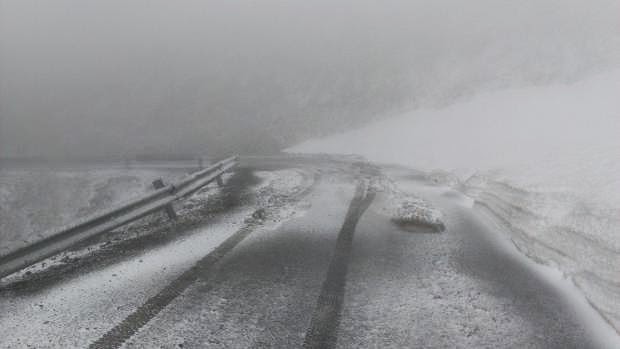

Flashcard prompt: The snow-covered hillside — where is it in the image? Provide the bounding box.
[288,69,620,332]
[0,167,184,255]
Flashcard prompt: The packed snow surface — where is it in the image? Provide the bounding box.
[289,69,620,332]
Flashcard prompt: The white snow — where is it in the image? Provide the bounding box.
[0,167,184,255]
[372,177,445,232]
[0,169,314,348]
[288,69,620,332]
[0,209,255,349]
[252,169,313,228]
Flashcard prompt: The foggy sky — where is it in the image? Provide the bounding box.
[1,0,619,159]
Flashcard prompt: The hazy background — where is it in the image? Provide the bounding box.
[1,0,619,160]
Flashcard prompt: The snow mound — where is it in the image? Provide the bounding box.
[373,178,445,233]
[248,169,314,228]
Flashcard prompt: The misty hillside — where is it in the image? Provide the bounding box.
[2,0,619,159]
[2,2,620,347]
[289,69,620,332]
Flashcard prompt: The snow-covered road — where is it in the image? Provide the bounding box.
[1,157,617,348]
[288,69,620,335]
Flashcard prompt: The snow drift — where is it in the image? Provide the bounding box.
[288,69,620,332]
[372,177,446,233]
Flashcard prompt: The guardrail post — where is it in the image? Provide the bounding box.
[152,179,178,220]
[216,175,224,187]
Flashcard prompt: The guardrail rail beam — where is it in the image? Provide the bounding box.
[0,155,239,279]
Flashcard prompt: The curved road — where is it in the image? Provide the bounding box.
[0,156,617,348]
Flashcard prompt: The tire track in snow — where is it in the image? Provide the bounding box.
[88,221,258,349]
[303,180,375,349]
[90,167,321,349]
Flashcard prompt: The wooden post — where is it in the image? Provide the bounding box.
[152,179,178,220]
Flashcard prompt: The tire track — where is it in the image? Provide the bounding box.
[88,221,257,349]
[90,168,321,349]
[303,180,376,349]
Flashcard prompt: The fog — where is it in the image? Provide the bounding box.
[1,0,619,159]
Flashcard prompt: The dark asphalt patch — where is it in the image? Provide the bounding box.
[391,219,446,233]
[303,181,376,349]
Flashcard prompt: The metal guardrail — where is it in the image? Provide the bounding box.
[0,155,239,279]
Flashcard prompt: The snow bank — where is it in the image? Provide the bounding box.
[372,177,445,232]
[288,69,620,332]
[252,169,312,226]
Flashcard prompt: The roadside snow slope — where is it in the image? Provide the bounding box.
[0,168,183,255]
[288,69,620,332]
